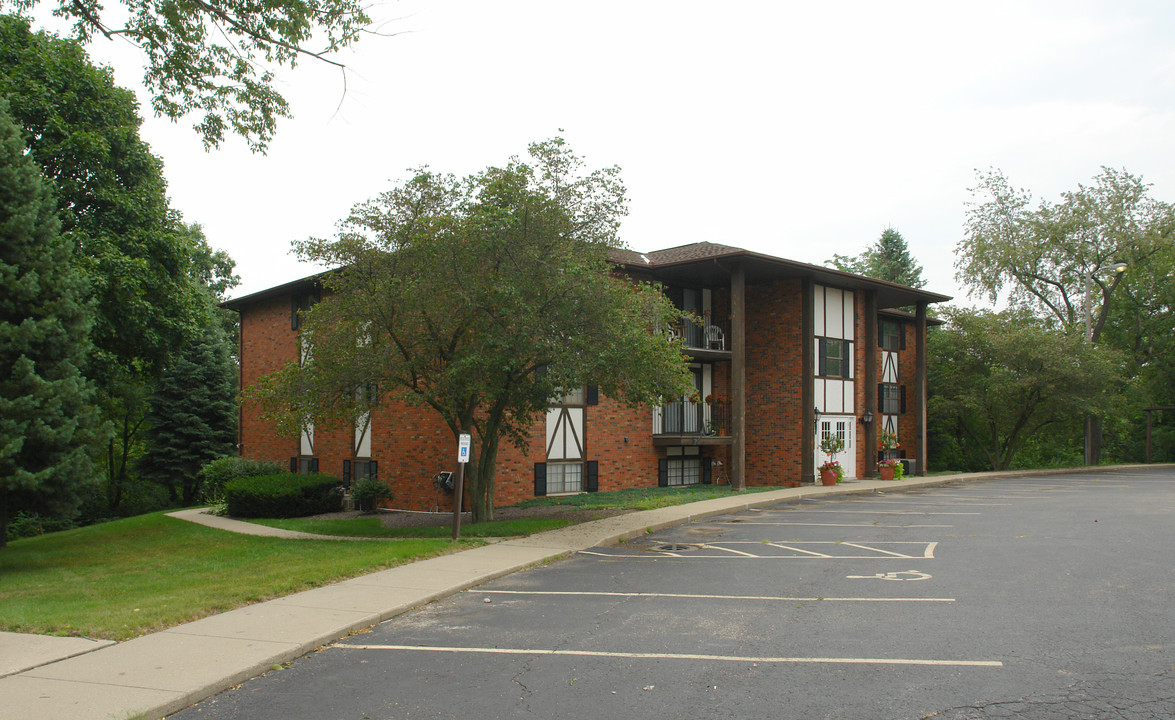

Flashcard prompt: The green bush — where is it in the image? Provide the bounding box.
[5,511,76,542]
[351,477,393,513]
[223,473,344,518]
[199,457,286,503]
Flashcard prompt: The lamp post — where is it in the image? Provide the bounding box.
[1082,262,1127,464]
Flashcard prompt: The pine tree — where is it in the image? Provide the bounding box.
[828,227,926,288]
[0,101,100,548]
[139,317,238,505]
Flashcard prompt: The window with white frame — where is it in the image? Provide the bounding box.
[818,338,852,379]
[545,462,584,494]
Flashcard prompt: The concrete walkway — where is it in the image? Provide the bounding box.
[0,467,1148,720]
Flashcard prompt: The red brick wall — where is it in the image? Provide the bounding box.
[239,295,299,464]
[236,276,896,509]
[744,278,805,485]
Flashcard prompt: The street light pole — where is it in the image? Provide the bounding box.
[1082,262,1127,464]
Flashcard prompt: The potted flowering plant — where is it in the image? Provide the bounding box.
[818,459,843,486]
[818,434,845,486]
[878,428,900,453]
[877,458,904,481]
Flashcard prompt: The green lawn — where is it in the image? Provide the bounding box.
[0,512,478,640]
[0,484,774,641]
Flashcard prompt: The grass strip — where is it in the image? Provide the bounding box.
[513,483,775,510]
[250,516,577,538]
[0,512,479,640]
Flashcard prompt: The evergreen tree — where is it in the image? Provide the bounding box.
[139,316,238,506]
[828,227,926,288]
[0,101,100,548]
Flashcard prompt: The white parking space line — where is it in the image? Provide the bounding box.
[721,521,954,528]
[479,590,955,603]
[333,644,1003,668]
[582,540,938,559]
[784,509,981,515]
[838,500,1011,507]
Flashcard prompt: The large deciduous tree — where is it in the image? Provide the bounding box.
[928,307,1123,471]
[2,0,372,151]
[250,139,695,521]
[0,101,101,548]
[828,227,926,288]
[958,167,1174,343]
[957,167,1175,463]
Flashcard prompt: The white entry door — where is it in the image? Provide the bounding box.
[815,415,855,479]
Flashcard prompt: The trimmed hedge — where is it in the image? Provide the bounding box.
[224,473,344,518]
[198,456,286,503]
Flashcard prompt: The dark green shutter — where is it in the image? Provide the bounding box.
[291,297,299,330]
[290,457,298,473]
[702,457,712,484]
[878,383,884,414]
[368,461,378,480]
[585,461,598,492]
[900,385,907,414]
[534,463,547,496]
[586,385,599,406]
[343,460,351,487]
[818,339,827,376]
[310,458,319,474]
[658,459,669,487]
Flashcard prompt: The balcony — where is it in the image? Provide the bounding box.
[669,315,730,360]
[653,398,732,446]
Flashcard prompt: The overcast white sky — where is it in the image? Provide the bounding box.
[70,0,1175,302]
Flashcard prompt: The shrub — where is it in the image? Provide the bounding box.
[223,473,344,518]
[351,477,393,513]
[199,457,285,504]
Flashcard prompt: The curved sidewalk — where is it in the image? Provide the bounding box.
[0,467,1153,720]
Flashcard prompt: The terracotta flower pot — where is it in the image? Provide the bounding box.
[879,465,896,481]
[820,469,838,486]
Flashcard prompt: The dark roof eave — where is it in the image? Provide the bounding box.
[220,269,333,311]
[622,246,952,308]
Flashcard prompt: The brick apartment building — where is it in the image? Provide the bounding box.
[224,242,950,512]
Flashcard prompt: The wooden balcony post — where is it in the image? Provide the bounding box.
[731,262,746,491]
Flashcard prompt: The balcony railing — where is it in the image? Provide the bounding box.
[669,316,728,352]
[653,398,730,436]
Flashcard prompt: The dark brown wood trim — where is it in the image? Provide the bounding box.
[801,277,815,483]
[864,290,878,478]
[916,302,928,476]
[730,261,746,490]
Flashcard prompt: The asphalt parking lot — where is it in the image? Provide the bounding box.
[172,469,1175,719]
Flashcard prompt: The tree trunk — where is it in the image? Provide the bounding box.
[471,433,500,523]
[0,497,8,550]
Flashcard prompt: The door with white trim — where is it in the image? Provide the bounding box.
[815,415,855,479]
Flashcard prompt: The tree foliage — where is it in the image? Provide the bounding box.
[2,0,372,151]
[928,307,1123,471]
[139,314,238,506]
[249,139,694,521]
[0,101,101,548]
[828,227,925,288]
[2,17,240,515]
[957,167,1175,343]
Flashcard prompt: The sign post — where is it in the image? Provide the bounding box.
[452,433,471,540]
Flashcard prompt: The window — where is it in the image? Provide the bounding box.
[546,462,584,494]
[665,457,702,486]
[292,457,319,474]
[880,319,903,351]
[879,383,905,414]
[819,338,851,378]
[290,290,320,330]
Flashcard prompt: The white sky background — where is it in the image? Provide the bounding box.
[66,0,1175,303]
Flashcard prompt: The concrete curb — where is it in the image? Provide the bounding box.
[0,465,1167,720]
